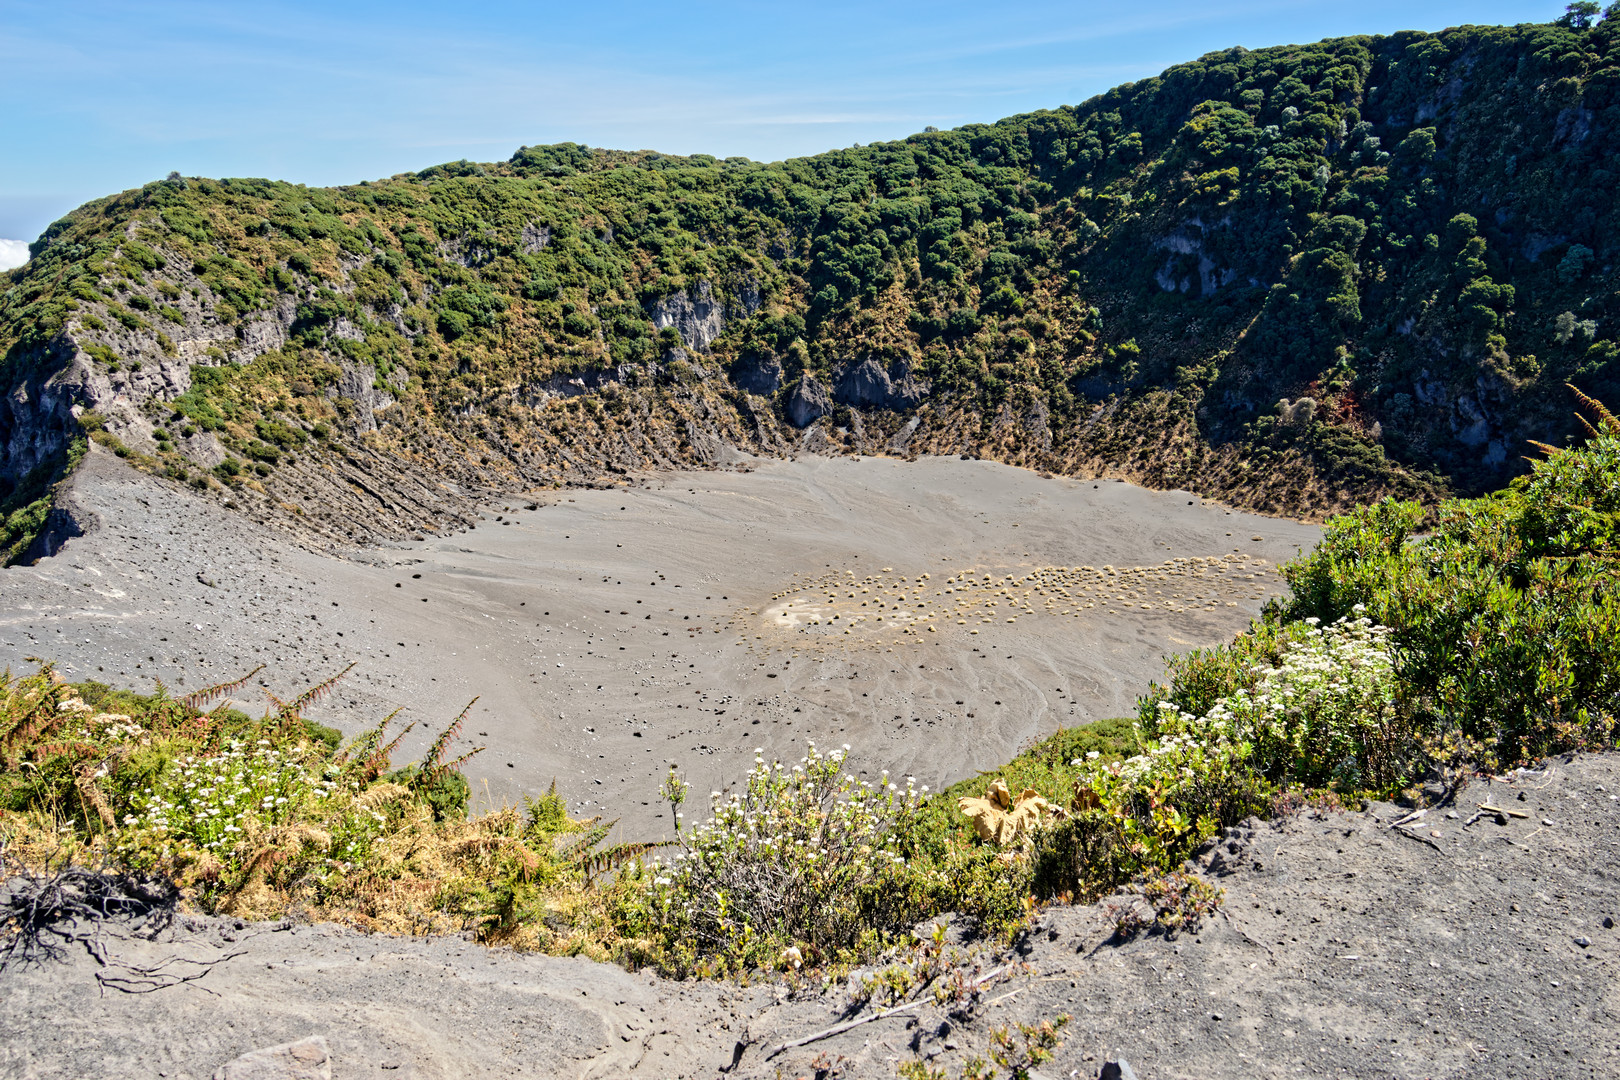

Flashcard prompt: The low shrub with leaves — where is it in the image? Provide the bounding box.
[1119,870,1226,938]
[618,743,925,975]
[1274,385,1620,763]
[1144,385,1620,771]
[0,663,633,947]
[898,1014,1070,1080]
[1213,611,1402,790]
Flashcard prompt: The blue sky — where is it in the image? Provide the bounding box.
[0,0,1568,245]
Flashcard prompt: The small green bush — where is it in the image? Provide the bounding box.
[621,745,925,975]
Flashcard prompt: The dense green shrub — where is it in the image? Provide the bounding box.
[1277,388,1620,761]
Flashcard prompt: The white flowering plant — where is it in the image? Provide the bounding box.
[1215,609,1404,789]
[625,742,925,974]
[111,736,405,896]
[1024,609,1403,900]
[117,740,323,857]
[1135,607,1404,790]
[0,664,492,921]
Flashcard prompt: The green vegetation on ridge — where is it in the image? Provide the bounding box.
[8,14,1620,559]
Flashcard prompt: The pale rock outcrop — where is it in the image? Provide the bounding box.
[520,222,552,253]
[212,1036,330,1080]
[648,282,726,352]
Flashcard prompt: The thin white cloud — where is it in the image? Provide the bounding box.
[0,239,31,271]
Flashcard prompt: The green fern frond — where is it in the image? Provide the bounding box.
[435,745,484,775]
[560,819,614,861]
[371,714,416,776]
[336,707,401,768]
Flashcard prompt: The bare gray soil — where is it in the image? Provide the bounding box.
[3,753,1616,1079]
[6,450,1614,1079]
[0,446,1315,836]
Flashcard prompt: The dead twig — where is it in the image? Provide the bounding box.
[95,951,245,996]
[1387,808,1428,829]
[1,850,179,972]
[1391,826,1445,853]
[763,964,1016,1060]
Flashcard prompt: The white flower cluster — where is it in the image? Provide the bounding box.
[1216,609,1398,786]
[63,699,146,743]
[645,741,922,948]
[1113,608,1398,795]
[118,739,331,858]
[1068,609,1398,831]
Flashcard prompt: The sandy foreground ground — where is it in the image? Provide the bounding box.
[0,445,1319,835]
[3,754,1614,1079]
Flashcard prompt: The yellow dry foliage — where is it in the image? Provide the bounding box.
[957,779,1063,846]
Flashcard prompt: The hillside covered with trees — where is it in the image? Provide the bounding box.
[5,12,1620,556]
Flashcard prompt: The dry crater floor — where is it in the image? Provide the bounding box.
[0,446,1318,836]
[3,449,1619,1080]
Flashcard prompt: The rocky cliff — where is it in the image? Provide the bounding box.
[7,16,1620,557]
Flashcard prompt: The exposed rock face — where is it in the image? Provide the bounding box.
[330,360,398,434]
[236,295,299,358]
[730,352,783,396]
[0,255,318,496]
[834,358,927,412]
[0,338,85,489]
[441,234,497,268]
[521,364,639,405]
[18,499,87,562]
[1412,369,1513,468]
[786,373,832,427]
[648,281,725,352]
[520,222,552,253]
